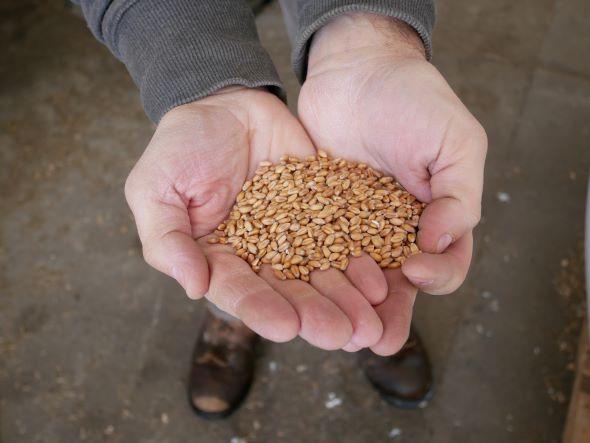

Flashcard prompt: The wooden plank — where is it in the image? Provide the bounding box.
[563,322,590,443]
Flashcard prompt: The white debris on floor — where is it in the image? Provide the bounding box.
[103,425,114,436]
[496,191,511,203]
[325,392,343,409]
[480,290,493,299]
[295,364,308,373]
[489,299,500,312]
[268,361,278,372]
[388,427,402,439]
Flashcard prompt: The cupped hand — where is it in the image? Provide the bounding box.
[298,13,487,354]
[124,87,387,350]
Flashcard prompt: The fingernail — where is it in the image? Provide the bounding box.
[408,276,434,287]
[437,233,454,253]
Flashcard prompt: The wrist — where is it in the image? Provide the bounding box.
[161,86,268,126]
[308,12,426,74]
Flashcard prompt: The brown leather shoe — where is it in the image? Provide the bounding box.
[188,311,258,419]
[360,327,433,409]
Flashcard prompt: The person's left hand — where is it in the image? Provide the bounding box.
[298,13,488,355]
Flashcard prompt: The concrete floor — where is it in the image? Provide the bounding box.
[1,1,589,442]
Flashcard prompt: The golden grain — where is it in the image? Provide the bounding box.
[212,155,424,280]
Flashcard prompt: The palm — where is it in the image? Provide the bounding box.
[300,57,455,203]
[141,93,315,239]
[126,88,391,352]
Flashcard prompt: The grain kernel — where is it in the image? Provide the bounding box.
[214,155,423,280]
[273,269,287,280]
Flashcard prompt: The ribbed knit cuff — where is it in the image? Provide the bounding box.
[291,0,436,82]
[101,0,284,122]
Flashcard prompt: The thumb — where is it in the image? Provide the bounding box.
[418,119,487,253]
[403,118,487,293]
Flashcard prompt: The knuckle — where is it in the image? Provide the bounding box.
[456,195,481,229]
[456,110,488,153]
[474,121,488,144]
[124,168,140,205]
[141,243,158,268]
[468,118,488,153]
[466,203,482,228]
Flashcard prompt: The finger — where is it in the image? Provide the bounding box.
[200,240,300,343]
[402,232,472,295]
[418,121,487,254]
[344,253,388,305]
[310,268,383,348]
[370,270,417,356]
[259,267,353,350]
[125,182,209,299]
[342,343,362,353]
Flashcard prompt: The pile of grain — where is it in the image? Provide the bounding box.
[209,153,425,281]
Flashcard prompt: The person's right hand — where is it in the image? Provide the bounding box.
[124,87,386,350]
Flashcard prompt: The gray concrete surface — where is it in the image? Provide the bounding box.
[1,1,589,442]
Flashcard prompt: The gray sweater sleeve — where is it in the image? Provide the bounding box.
[73,0,284,123]
[287,0,436,82]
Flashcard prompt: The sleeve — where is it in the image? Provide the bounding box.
[286,0,436,82]
[73,0,285,122]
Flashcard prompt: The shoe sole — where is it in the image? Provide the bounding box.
[380,386,434,410]
[188,373,254,421]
